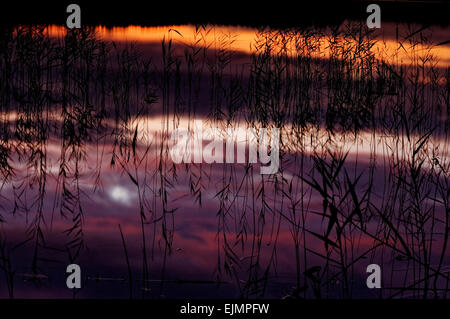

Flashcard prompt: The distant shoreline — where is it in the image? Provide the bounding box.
[1,1,449,27]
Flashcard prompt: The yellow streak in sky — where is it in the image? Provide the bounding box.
[44,24,450,68]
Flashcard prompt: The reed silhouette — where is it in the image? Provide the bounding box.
[0,21,448,299]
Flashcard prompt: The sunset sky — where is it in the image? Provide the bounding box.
[0,0,449,301]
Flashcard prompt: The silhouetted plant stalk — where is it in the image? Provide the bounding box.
[0,22,448,298]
